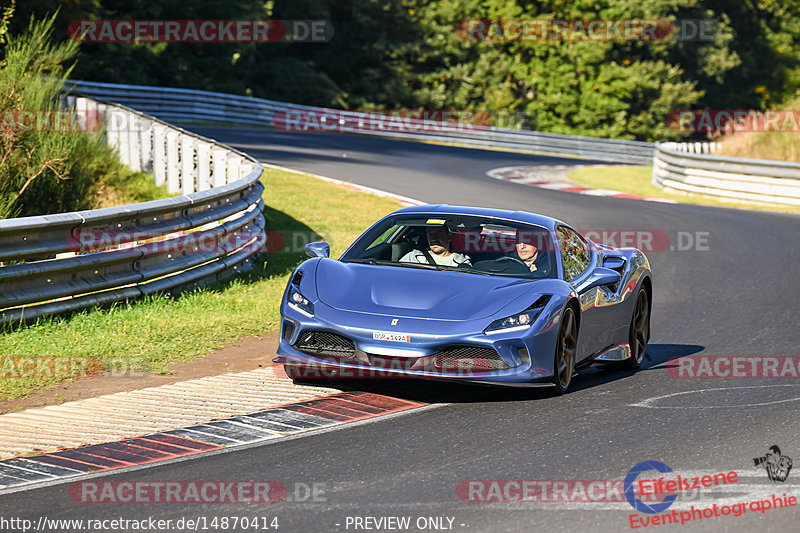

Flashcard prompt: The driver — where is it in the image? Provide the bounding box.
[509,229,551,275]
[400,225,471,267]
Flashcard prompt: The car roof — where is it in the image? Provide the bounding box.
[389,204,566,231]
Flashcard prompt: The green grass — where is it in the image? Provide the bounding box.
[567,165,800,214]
[0,167,403,401]
[86,146,170,208]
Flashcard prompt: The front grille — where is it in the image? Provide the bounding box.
[430,345,509,372]
[294,330,356,359]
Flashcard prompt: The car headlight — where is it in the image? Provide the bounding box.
[288,286,314,316]
[484,296,551,334]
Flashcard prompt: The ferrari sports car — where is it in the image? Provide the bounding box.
[274,205,651,392]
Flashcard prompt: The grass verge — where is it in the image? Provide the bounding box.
[0,166,403,402]
[715,96,800,163]
[87,147,170,208]
[567,165,800,214]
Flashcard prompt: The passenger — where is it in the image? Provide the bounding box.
[400,226,471,267]
[511,230,551,275]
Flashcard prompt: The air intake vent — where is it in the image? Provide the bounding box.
[294,331,356,359]
[527,295,551,310]
[282,322,295,341]
[410,345,511,373]
[291,271,303,286]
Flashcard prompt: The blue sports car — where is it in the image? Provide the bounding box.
[274,205,651,392]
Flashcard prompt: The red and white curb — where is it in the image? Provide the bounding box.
[488,165,676,204]
[0,391,427,492]
[0,367,342,461]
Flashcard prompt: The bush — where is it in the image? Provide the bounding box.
[0,10,165,219]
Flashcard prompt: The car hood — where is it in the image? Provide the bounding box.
[315,260,534,320]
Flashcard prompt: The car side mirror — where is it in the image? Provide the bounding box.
[305,241,330,258]
[603,256,625,269]
[586,267,621,290]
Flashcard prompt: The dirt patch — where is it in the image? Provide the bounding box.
[0,331,281,414]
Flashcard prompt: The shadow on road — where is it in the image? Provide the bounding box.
[642,343,706,369]
[289,343,706,404]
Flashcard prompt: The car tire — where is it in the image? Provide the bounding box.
[552,306,578,394]
[596,287,650,372]
[623,288,650,370]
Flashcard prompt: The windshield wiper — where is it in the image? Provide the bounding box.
[342,258,378,264]
[391,262,439,270]
[344,259,472,272]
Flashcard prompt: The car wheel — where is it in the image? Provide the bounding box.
[552,306,578,394]
[623,288,649,370]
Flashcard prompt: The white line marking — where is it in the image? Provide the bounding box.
[260,162,423,206]
[537,182,575,190]
[631,384,800,409]
[580,189,624,196]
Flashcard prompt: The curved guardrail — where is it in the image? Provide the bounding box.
[653,142,800,206]
[68,80,655,165]
[0,95,265,324]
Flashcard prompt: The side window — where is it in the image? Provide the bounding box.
[557,226,591,281]
[365,225,399,250]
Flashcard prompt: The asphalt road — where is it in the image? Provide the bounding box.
[2,129,799,533]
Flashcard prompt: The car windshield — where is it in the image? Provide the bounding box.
[340,214,558,279]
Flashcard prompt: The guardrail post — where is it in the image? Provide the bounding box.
[153,125,167,186]
[166,130,180,194]
[127,113,142,172]
[75,96,92,136]
[197,141,212,191]
[241,162,254,180]
[95,103,108,146]
[107,109,123,157]
[181,136,197,194]
[73,96,86,116]
[227,156,242,185]
[140,118,153,172]
[212,148,228,187]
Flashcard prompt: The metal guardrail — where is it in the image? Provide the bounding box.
[653,142,800,206]
[0,96,266,324]
[68,80,655,165]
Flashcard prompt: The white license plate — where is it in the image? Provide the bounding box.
[372,331,410,342]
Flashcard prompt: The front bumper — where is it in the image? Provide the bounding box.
[276,300,559,385]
